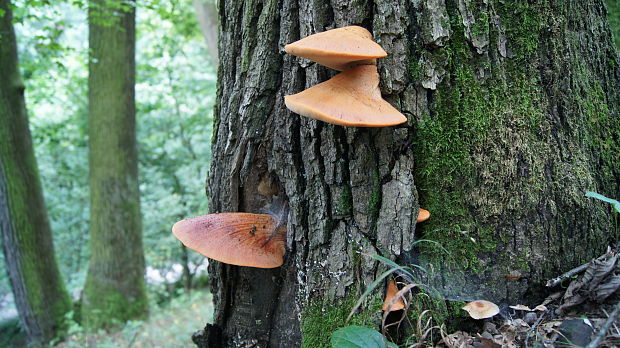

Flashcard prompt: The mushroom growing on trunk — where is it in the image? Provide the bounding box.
[285,65,406,127]
[284,26,406,127]
[417,208,431,223]
[172,213,286,268]
[284,26,386,71]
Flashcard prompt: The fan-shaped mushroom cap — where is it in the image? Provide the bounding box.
[417,208,430,223]
[285,65,407,127]
[462,300,500,319]
[382,280,406,311]
[285,26,387,71]
[172,213,285,268]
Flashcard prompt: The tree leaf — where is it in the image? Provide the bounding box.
[585,192,620,213]
[331,326,397,348]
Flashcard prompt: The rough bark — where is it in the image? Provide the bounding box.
[202,0,620,346]
[81,0,148,329]
[0,0,72,345]
[193,0,220,67]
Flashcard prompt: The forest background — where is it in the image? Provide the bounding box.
[0,0,619,346]
[1,0,216,346]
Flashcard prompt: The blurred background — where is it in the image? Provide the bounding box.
[1,0,216,346]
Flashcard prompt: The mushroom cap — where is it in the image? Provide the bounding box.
[417,208,430,223]
[462,300,500,319]
[172,213,285,268]
[382,280,406,311]
[285,26,387,71]
[285,65,407,127]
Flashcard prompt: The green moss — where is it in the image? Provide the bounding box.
[582,83,619,188]
[336,185,353,215]
[496,1,545,60]
[413,11,547,272]
[414,64,494,271]
[408,60,423,81]
[301,294,382,348]
[470,7,489,39]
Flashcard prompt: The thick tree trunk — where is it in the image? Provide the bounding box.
[81,0,148,329]
[0,1,72,345]
[193,0,220,67]
[202,0,620,346]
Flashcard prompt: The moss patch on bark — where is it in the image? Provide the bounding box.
[300,294,383,348]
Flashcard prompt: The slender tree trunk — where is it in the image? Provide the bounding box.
[201,0,620,346]
[193,0,219,67]
[82,0,147,329]
[0,1,71,345]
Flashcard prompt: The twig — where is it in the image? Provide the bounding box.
[546,262,590,287]
[585,300,620,348]
[601,308,620,335]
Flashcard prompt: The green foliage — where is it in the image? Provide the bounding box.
[331,326,397,348]
[89,0,136,27]
[0,0,216,321]
[0,317,25,348]
[607,0,620,50]
[136,0,216,274]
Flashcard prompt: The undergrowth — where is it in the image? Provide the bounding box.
[54,289,213,348]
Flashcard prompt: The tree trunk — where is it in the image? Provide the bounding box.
[0,0,72,345]
[193,0,220,67]
[81,0,148,329]
[202,0,620,346]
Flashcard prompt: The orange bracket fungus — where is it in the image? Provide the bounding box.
[462,300,500,319]
[382,279,406,311]
[285,65,406,127]
[284,26,387,71]
[284,26,407,127]
[172,212,285,268]
[416,208,430,223]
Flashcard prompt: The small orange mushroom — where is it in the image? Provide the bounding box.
[382,280,406,311]
[172,213,285,268]
[462,300,500,319]
[285,26,387,71]
[285,65,407,127]
[417,208,430,223]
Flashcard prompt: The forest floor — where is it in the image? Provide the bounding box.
[433,248,620,348]
[56,289,213,348]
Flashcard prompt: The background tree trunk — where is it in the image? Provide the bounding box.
[193,0,220,67]
[81,0,148,329]
[0,0,72,345]
[201,0,620,346]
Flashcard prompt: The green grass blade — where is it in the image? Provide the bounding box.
[347,266,406,321]
[586,192,620,213]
